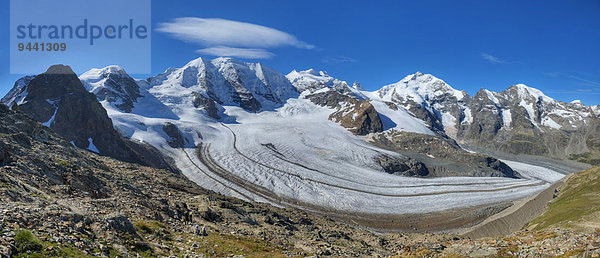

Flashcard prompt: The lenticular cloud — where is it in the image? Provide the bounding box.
[156,17,314,59]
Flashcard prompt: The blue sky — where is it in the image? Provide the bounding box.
[1,0,599,104]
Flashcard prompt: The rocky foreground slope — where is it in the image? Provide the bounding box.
[0,104,406,256]
[0,103,599,257]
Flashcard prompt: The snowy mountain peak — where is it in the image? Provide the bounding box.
[210,56,251,69]
[571,99,583,105]
[0,75,35,107]
[183,57,209,68]
[305,68,319,75]
[378,72,465,104]
[80,65,142,113]
[286,69,349,93]
[352,81,364,90]
[148,57,298,112]
[508,83,555,103]
[80,65,129,81]
[100,65,127,75]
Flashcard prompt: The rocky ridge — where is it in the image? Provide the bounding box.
[377,72,600,164]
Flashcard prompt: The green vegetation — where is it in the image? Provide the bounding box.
[529,166,600,231]
[131,220,295,257]
[133,220,166,234]
[182,231,290,257]
[14,230,42,253]
[569,152,600,166]
[55,159,70,168]
[501,135,548,155]
[0,180,14,189]
[12,230,94,258]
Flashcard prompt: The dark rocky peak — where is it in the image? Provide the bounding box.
[45,64,76,74]
[472,89,499,104]
[27,65,87,98]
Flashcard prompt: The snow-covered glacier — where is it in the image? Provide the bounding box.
[78,57,569,217]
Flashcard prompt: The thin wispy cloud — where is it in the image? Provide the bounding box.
[322,56,358,63]
[481,53,503,64]
[156,17,314,59]
[568,75,600,87]
[543,72,600,98]
[196,47,275,59]
[545,72,600,88]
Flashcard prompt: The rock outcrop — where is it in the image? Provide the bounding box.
[369,130,520,178]
[307,90,383,135]
[192,92,219,119]
[162,122,186,148]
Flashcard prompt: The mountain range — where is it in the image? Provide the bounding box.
[1,57,597,226]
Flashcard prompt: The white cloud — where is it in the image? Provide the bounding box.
[196,46,275,59]
[481,53,502,64]
[156,18,314,59]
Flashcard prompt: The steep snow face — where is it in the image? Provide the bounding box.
[484,90,500,106]
[369,72,468,138]
[80,66,178,119]
[287,69,366,100]
[369,100,434,135]
[148,57,298,113]
[489,84,592,129]
[80,65,142,112]
[1,75,35,107]
[512,84,555,104]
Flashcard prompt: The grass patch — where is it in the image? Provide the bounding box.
[530,166,600,230]
[56,159,70,168]
[14,230,43,253]
[133,220,166,234]
[569,152,600,166]
[178,230,291,257]
[12,230,93,258]
[0,180,14,189]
